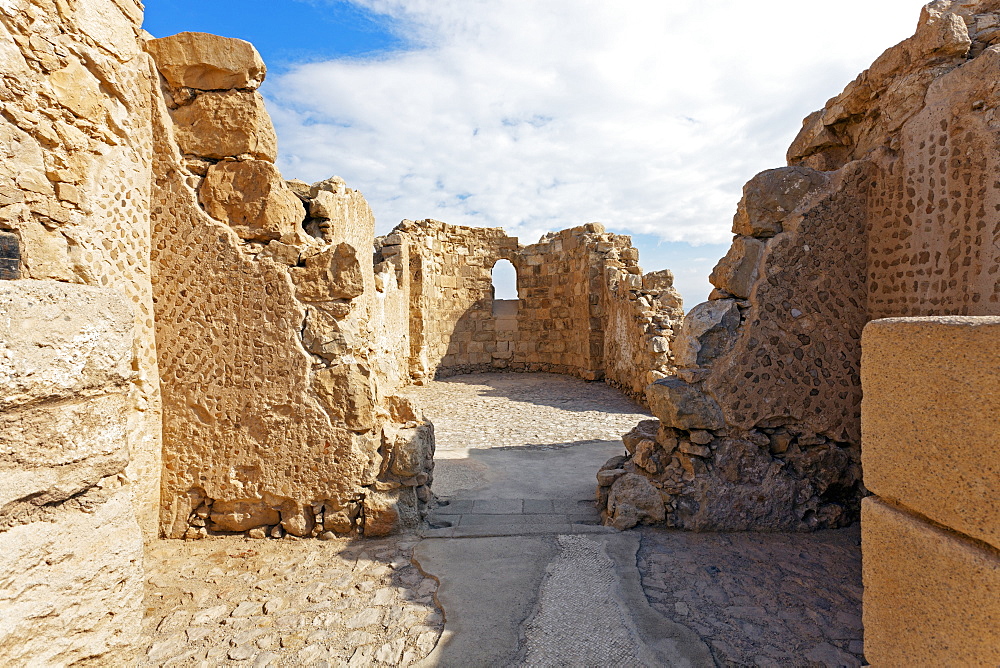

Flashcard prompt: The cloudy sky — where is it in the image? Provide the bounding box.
[145,0,926,306]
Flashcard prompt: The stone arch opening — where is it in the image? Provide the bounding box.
[490,258,519,301]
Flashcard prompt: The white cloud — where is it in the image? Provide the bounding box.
[267,0,926,246]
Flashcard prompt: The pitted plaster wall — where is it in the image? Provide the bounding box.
[146,35,434,541]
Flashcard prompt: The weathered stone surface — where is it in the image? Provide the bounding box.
[208,499,280,532]
[672,299,740,369]
[646,378,724,431]
[0,488,143,666]
[862,497,1000,666]
[0,281,142,665]
[292,243,365,302]
[606,473,665,530]
[732,167,828,238]
[862,316,1000,551]
[709,236,765,299]
[170,90,278,161]
[146,32,266,91]
[312,364,377,432]
[363,488,419,537]
[0,281,132,410]
[198,160,304,241]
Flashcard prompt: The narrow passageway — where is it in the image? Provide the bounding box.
[405,372,865,668]
[400,371,650,532]
[137,373,864,667]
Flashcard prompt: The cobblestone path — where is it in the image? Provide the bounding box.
[140,372,864,666]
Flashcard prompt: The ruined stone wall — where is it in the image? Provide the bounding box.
[377,220,684,397]
[860,316,1000,665]
[0,0,158,661]
[0,0,161,533]
[147,33,434,541]
[377,219,519,378]
[602,0,1000,532]
[602,265,684,399]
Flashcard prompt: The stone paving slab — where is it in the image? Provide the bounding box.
[139,535,443,667]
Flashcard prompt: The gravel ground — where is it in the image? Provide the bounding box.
[140,536,442,667]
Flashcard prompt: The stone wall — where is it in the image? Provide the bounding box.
[146,33,434,540]
[602,0,1000,531]
[0,0,161,534]
[860,316,1000,665]
[0,0,158,661]
[376,220,684,399]
[0,282,144,664]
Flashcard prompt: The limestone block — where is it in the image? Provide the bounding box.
[199,160,304,242]
[862,498,1000,666]
[0,394,128,512]
[312,364,376,432]
[363,487,419,537]
[862,316,1000,550]
[709,236,765,299]
[0,488,143,666]
[606,473,665,530]
[293,243,364,302]
[170,90,278,161]
[386,422,434,478]
[672,299,740,369]
[302,307,352,360]
[209,499,280,532]
[732,166,828,238]
[646,378,725,431]
[146,32,266,91]
[0,281,132,410]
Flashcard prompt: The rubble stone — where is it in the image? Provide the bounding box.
[146,32,266,91]
[198,160,304,241]
[170,90,278,161]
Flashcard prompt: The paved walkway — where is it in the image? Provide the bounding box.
[139,372,864,667]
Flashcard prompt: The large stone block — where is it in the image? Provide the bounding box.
[0,489,143,665]
[146,31,266,91]
[170,90,278,161]
[646,378,725,430]
[732,166,828,238]
[293,243,364,302]
[672,299,740,369]
[312,363,377,432]
[199,159,304,241]
[709,236,765,299]
[862,498,1000,666]
[0,280,132,410]
[862,316,1000,550]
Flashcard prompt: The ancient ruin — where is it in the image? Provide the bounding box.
[599,0,1000,533]
[0,0,997,664]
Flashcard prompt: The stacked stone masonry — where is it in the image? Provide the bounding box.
[600,0,1000,535]
[376,219,684,399]
[860,316,999,666]
[146,32,436,542]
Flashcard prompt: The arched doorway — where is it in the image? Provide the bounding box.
[490,259,518,361]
